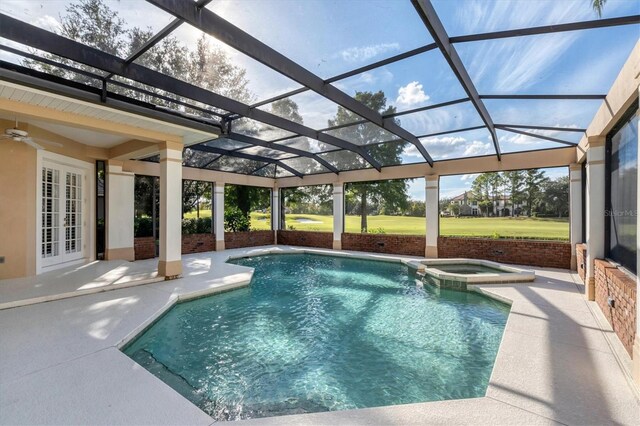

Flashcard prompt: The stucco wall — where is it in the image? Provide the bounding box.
[0,139,36,279]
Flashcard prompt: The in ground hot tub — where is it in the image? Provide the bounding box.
[416,258,535,291]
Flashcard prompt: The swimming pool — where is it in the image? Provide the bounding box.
[124,254,509,421]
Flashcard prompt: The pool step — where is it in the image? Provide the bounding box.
[130,349,212,408]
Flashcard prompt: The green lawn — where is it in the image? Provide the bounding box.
[266,213,568,240]
[185,209,569,240]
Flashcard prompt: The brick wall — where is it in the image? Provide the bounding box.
[594,258,637,357]
[182,233,215,254]
[438,237,571,269]
[277,230,333,249]
[341,233,425,256]
[576,243,587,282]
[134,237,156,260]
[225,230,275,249]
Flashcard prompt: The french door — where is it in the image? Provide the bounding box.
[41,162,86,268]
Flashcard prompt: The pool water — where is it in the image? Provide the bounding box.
[124,254,509,421]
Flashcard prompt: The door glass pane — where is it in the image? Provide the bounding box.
[64,171,83,255]
[41,167,59,258]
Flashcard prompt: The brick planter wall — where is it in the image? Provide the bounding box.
[277,230,333,249]
[438,237,571,269]
[594,258,637,357]
[224,230,275,249]
[182,233,215,254]
[134,236,156,260]
[341,233,425,257]
[576,243,587,282]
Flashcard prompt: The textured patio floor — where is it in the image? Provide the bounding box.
[0,246,638,425]
[0,259,161,310]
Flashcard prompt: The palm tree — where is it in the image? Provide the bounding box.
[592,0,607,17]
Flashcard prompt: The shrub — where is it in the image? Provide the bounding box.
[225,206,250,232]
[182,217,212,235]
[368,227,387,234]
[134,216,154,237]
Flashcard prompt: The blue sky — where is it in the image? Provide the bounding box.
[0,0,638,180]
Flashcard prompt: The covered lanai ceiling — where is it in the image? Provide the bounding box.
[0,0,638,178]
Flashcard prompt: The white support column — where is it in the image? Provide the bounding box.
[569,163,583,270]
[425,175,439,258]
[633,103,640,386]
[214,182,225,251]
[272,187,280,244]
[158,141,183,278]
[333,183,343,250]
[585,136,605,300]
[105,160,134,261]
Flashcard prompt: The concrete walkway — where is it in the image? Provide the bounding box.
[0,247,638,425]
[0,259,162,310]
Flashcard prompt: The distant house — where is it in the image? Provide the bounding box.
[448,191,526,217]
[449,191,479,216]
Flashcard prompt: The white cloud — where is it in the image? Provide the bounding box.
[31,15,61,32]
[418,136,492,160]
[464,140,491,156]
[333,67,394,93]
[502,125,579,145]
[395,81,430,106]
[455,0,587,92]
[461,173,479,181]
[339,43,400,63]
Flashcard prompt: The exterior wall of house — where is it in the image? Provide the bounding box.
[277,230,333,249]
[595,259,637,357]
[224,231,275,249]
[134,237,156,260]
[574,41,639,382]
[0,120,100,279]
[341,233,426,257]
[182,233,216,254]
[105,161,134,261]
[438,237,572,269]
[0,134,37,279]
[576,243,587,282]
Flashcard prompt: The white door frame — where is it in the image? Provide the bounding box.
[36,151,95,274]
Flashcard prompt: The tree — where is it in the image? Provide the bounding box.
[503,170,525,217]
[541,176,570,218]
[283,185,332,215]
[449,203,461,217]
[225,185,270,219]
[439,196,452,213]
[406,199,426,217]
[188,34,252,104]
[592,0,608,17]
[134,176,158,218]
[182,180,211,218]
[523,169,549,216]
[270,98,304,124]
[60,0,128,55]
[486,172,505,216]
[334,91,409,232]
[25,0,252,111]
[471,174,491,216]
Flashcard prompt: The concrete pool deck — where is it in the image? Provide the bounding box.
[0,246,638,425]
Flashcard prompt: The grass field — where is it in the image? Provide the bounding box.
[184,209,569,240]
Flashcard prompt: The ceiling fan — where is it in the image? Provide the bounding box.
[0,120,63,150]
